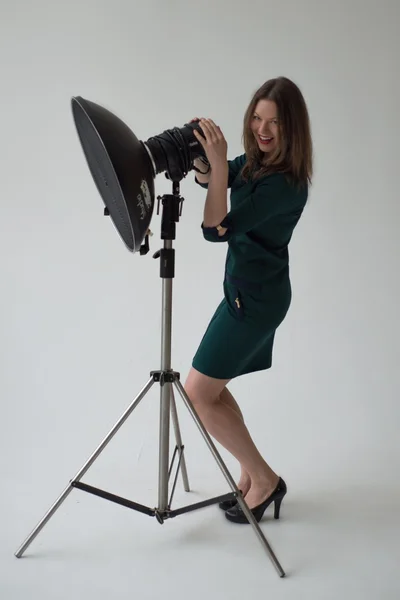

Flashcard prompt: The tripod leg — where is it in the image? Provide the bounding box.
[170,386,190,492]
[14,377,155,559]
[173,379,285,578]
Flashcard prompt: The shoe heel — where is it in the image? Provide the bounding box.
[274,497,283,519]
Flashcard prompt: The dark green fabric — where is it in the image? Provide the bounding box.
[192,154,307,380]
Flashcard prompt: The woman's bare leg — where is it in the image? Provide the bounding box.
[185,368,279,509]
[219,387,251,496]
[220,386,244,420]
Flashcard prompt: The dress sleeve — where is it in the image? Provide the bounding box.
[195,154,246,189]
[201,175,288,242]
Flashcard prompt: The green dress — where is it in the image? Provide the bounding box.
[192,153,308,380]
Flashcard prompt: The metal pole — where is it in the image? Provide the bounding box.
[170,387,190,492]
[158,240,173,510]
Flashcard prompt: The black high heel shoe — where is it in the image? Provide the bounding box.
[225,477,287,524]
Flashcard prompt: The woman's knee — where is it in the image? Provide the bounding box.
[184,367,229,408]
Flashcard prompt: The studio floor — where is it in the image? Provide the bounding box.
[2,474,399,600]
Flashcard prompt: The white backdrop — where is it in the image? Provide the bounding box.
[1,1,399,598]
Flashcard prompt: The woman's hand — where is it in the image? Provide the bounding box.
[193,118,228,168]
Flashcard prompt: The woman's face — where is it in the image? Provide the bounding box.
[250,99,279,155]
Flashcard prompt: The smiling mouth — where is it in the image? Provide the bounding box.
[258,135,273,145]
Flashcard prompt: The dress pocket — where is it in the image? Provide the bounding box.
[224,280,245,320]
[232,289,245,320]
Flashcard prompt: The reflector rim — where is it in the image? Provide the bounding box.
[71,96,136,252]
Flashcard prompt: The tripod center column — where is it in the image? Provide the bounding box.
[160,240,174,370]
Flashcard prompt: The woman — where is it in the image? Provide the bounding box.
[186,76,313,524]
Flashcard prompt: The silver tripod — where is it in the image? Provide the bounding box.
[14,182,285,578]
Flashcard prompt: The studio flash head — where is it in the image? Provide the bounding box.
[71,96,208,253]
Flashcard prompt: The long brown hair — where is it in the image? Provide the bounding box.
[241,76,313,190]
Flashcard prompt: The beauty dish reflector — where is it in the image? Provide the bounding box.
[71,96,207,252]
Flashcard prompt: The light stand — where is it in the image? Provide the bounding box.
[14,180,286,578]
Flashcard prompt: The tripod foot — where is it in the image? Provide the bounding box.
[154,510,165,524]
[15,482,74,558]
